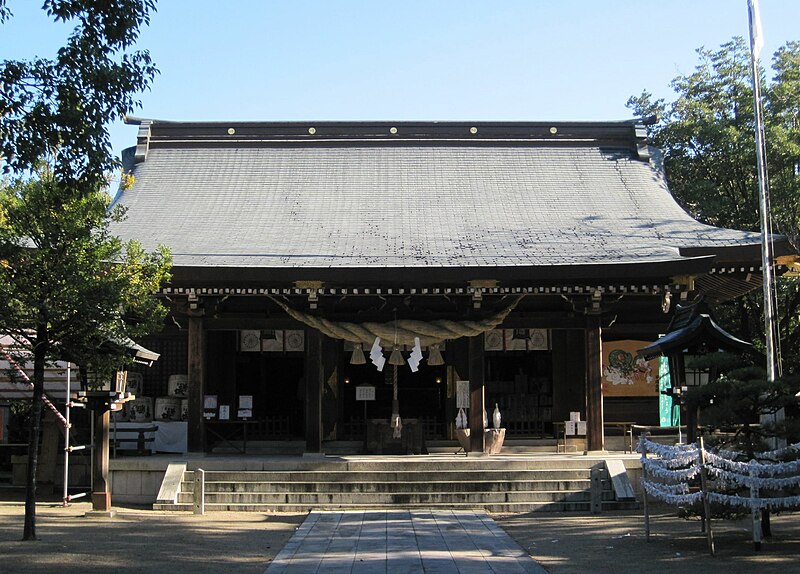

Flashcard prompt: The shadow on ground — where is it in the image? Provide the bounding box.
[0,501,304,574]
[2,496,798,574]
[495,508,800,574]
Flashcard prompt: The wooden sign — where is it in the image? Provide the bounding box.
[356,385,376,401]
[456,380,470,409]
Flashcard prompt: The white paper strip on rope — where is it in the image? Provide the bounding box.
[712,441,800,462]
[407,337,422,372]
[641,479,692,495]
[637,437,700,460]
[641,450,701,469]
[641,479,704,505]
[637,436,698,452]
[705,452,800,476]
[369,337,386,372]
[641,458,702,481]
[707,491,800,510]
[708,465,800,490]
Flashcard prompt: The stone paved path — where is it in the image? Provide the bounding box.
[264,510,547,574]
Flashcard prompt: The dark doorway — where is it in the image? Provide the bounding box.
[206,331,305,439]
[341,362,447,440]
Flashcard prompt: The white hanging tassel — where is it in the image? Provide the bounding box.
[427,344,444,366]
[350,344,366,365]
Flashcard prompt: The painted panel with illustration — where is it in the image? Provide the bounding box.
[602,340,659,397]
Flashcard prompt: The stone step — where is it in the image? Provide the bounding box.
[214,440,564,456]
[177,489,615,505]
[181,469,596,483]
[159,457,639,513]
[187,479,598,494]
[173,457,609,472]
[155,500,627,513]
[340,459,600,471]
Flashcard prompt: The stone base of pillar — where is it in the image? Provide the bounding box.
[92,491,111,512]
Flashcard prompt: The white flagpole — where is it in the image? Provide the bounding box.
[748,0,780,384]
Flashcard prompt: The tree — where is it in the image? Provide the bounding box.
[684,354,800,534]
[0,1,157,188]
[685,355,800,455]
[627,38,800,374]
[629,38,800,537]
[0,2,162,540]
[0,171,171,540]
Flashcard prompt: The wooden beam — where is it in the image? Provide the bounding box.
[585,314,605,451]
[187,313,206,453]
[469,334,486,455]
[203,317,305,330]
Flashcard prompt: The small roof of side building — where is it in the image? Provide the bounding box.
[110,119,781,290]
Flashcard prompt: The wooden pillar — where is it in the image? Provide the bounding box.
[551,330,587,424]
[91,408,111,511]
[321,337,340,441]
[304,328,323,453]
[469,334,486,455]
[585,314,604,452]
[448,338,469,441]
[187,312,206,453]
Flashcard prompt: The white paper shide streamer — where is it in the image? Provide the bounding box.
[638,436,800,511]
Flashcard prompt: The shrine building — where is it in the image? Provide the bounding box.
[110,118,776,456]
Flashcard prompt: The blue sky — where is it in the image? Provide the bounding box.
[2,1,799,158]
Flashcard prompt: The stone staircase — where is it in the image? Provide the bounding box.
[154,457,638,513]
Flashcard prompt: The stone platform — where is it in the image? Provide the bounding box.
[264,509,547,573]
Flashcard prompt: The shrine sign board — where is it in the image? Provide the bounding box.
[356,385,376,401]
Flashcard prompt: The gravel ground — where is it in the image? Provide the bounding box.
[495,508,800,574]
[0,501,303,574]
[1,498,797,574]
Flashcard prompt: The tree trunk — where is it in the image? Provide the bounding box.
[23,329,47,541]
[761,509,772,538]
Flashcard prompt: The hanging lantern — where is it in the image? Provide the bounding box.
[388,346,405,366]
[427,344,445,366]
[349,344,366,365]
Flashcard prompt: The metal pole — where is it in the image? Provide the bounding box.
[748,0,780,384]
[90,410,94,493]
[62,364,71,506]
[699,437,715,556]
[749,0,785,451]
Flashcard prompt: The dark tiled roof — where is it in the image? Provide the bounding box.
[638,315,754,360]
[111,120,762,271]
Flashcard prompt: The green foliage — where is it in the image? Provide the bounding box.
[684,353,800,455]
[628,38,800,235]
[628,38,800,375]
[0,169,171,383]
[0,1,160,540]
[0,1,157,188]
